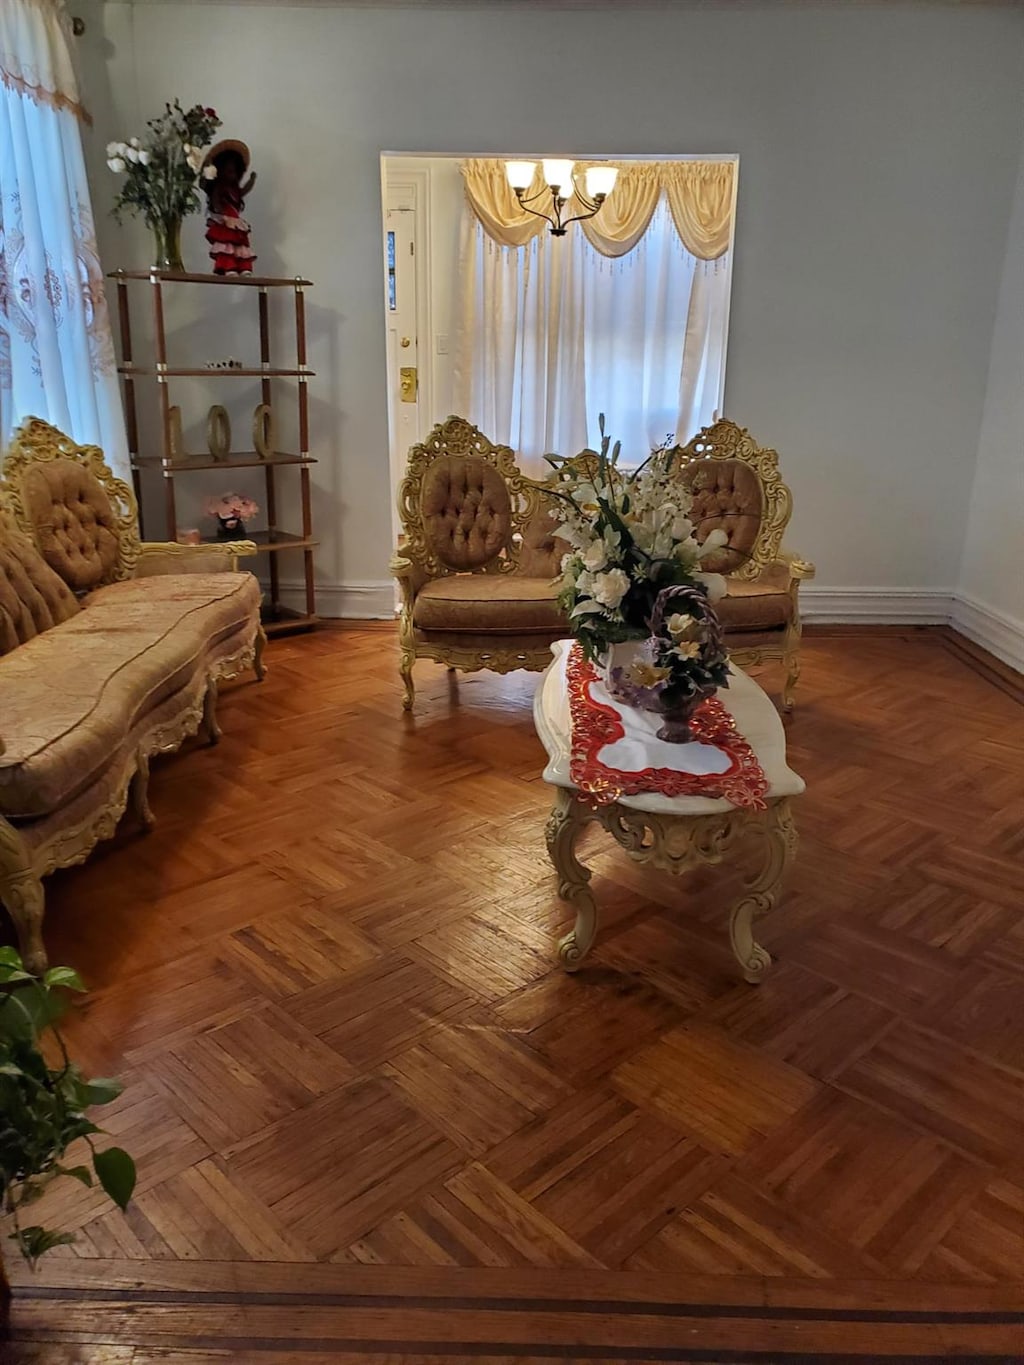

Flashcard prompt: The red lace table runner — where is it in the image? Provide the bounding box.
[567,643,769,810]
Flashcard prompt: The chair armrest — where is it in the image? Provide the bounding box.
[778,549,816,581]
[390,551,429,603]
[134,540,259,577]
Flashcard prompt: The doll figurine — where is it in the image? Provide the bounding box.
[202,139,257,275]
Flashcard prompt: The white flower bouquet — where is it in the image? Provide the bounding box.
[108,101,222,268]
[547,418,732,730]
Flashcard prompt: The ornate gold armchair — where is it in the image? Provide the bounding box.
[672,419,815,709]
[390,416,566,710]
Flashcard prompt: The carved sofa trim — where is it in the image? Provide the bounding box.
[0,418,266,969]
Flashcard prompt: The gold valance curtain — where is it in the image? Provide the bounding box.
[460,159,735,261]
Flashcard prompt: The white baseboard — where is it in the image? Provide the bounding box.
[265,578,1023,672]
[272,579,395,620]
[799,586,954,625]
[949,593,1024,673]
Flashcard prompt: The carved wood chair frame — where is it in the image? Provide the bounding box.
[390,416,557,710]
[671,419,815,709]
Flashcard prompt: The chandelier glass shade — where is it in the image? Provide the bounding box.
[504,158,618,235]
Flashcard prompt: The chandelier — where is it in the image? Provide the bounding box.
[505,159,618,236]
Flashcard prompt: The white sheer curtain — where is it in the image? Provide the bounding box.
[454,198,731,474]
[0,0,128,473]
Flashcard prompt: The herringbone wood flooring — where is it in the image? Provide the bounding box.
[4,625,1023,1362]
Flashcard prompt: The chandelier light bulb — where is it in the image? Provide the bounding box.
[542,159,576,194]
[506,160,536,192]
[584,165,618,200]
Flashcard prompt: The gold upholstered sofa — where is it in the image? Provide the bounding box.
[0,418,265,970]
[391,416,813,712]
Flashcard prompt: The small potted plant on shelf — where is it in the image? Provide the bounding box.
[206,492,259,540]
[108,100,222,272]
[0,949,135,1312]
[548,417,732,743]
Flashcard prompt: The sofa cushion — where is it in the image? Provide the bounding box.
[0,519,80,655]
[715,571,794,632]
[680,457,764,575]
[420,455,512,571]
[413,573,564,634]
[0,573,260,818]
[20,457,121,591]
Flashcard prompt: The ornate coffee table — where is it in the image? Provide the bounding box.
[534,641,805,982]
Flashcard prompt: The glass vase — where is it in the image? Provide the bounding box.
[151,214,185,273]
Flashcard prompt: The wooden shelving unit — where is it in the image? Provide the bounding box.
[109,268,318,635]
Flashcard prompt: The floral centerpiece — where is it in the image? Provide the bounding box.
[548,418,732,743]
[108,101,222,271]
[206,492,258,539]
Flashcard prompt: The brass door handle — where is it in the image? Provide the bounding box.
[401,336,411,348]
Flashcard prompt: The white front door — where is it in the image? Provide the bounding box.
[384,186,421,521]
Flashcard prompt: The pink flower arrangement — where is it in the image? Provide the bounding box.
[205,493,259,524]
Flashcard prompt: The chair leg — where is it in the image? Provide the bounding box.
[254,624,268,682]
[782,637,801,712]
[0,821,47,974]
[400,648,416,711]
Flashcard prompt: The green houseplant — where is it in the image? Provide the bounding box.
[0,947,135,1300]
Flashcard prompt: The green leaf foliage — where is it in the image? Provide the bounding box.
[92,1146,137,1211]
[0,949,134,1264]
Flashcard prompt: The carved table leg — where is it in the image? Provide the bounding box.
[203,681,222,745]
[728,798,797,983]
[545,788,599,971]
[130,752,156,831]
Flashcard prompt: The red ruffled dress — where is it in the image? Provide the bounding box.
[205,186,256,275]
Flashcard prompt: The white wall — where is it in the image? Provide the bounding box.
[74,1,1024,618]
[954,138,1024,671]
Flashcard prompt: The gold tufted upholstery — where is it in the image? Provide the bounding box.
[420,455,513,571]
[0,417,265,972]
[21,458,121,591]
[392,417,559,710]
[680,458,763,575]
[0,574,260,819]
[0,517,80,655]
[413,573,563,634]
[672,420,815,708]
[392,415,814,714]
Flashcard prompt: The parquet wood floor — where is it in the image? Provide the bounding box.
[3,625,1023,1362]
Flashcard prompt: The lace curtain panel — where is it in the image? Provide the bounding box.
[454,160,734,472]
[0,0,127,474]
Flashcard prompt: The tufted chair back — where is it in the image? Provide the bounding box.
[1,418,140,593]
[19,458,122,592]
[678,457,763,575]
[420,454,513,571]
[671,419,792,582]
[0,514,80,655]
[397,417,540,580]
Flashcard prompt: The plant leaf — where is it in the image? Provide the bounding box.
[10,1225,77,1265]
[93,1146,136,1210]
[80,1077,123,1108]
[44,967,86,993]
[58,1164,94,1187]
